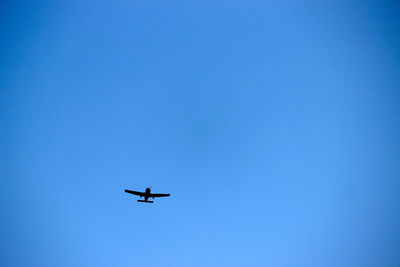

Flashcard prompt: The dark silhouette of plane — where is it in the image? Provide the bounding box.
[124,187,170,203]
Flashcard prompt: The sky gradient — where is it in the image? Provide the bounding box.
[2,1,400,266]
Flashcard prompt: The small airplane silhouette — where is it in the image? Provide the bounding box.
[124,187,170,203]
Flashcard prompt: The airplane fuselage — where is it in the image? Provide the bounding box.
[143,187,151,201]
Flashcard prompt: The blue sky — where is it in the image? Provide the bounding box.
[2,1,400,266]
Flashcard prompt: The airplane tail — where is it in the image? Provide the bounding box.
[137,200,154,203]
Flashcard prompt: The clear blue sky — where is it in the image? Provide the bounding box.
[2,1,400,266]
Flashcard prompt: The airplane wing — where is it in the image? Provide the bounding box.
[150,193,170,198]
[125,189,145,196]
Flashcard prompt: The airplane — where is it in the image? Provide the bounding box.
[124,187,170,203]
